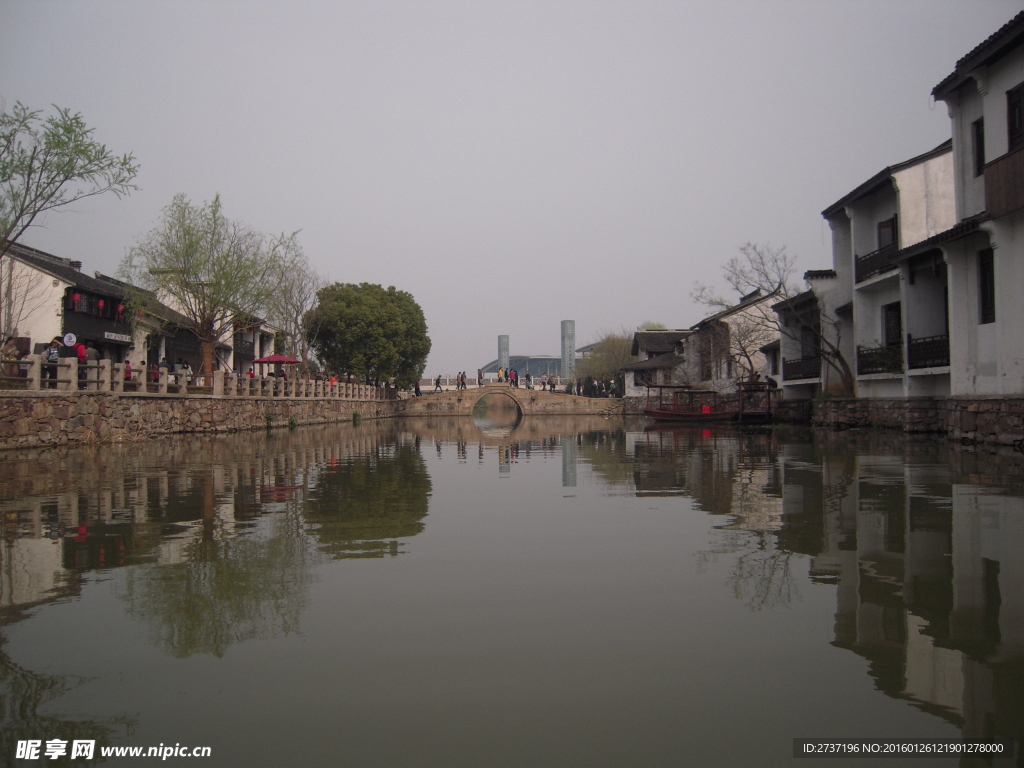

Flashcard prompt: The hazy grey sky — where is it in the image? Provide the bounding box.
[2,1,1019,373]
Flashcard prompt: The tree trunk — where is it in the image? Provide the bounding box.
[201,340,215,379]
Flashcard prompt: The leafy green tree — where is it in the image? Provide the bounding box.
[120,194,282,377]
[304,282,430,387]
[575,331,636,384]
[1,103,138,338]
[1,102,138,257]
[303,442,431,558]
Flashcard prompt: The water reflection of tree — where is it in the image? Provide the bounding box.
[727,534,797,610]
[576,430,635,491]
[116,510,316,658]
[0,637,132,762]
[303,442,431,558]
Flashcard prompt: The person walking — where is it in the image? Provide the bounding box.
[43,338,62,388]
[433,375,443,393]
[73,341,88,389]
[477,368,483,386]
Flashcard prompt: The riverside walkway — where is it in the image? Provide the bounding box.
[1,356,389,400]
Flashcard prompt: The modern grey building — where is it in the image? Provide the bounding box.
[560,320,575,378]
[497,335,510,372]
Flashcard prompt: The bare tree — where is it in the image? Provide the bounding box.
[725,313,778,379]
[692,242,854,393]
[264,235,324,368]
[1,251,53,339]
[120,194,281,377]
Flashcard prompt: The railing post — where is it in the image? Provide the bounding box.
[27,355,41,390]
[62,359,77,391]
[158,371,168,394]
[98,360,112,392]
[213,370,224,396]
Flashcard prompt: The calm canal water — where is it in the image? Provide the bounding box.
[1,415,1022,767]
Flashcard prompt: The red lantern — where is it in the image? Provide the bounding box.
[116,304,125,321]
[97,299,105,317]
[72,293,81,311]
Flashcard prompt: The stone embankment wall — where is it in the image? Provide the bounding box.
[627,392,1022,446]
[793,396,1024,445]
[0,391,398,449]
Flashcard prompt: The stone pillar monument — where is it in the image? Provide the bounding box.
[560,320,575,378]
[498,335,510,372]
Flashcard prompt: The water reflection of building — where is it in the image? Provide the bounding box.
[626,428,782,530]
[788,437,1024,759]
[622,427,1024,755]
[0,423,431,625]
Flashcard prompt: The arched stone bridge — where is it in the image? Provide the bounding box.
[398,383,623,417]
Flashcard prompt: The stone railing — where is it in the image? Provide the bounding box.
[0,356,391,400]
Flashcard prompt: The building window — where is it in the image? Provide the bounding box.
[1009,83,1024,153]
[973,118,985,176]
[878,216,897,250]
[979,248,995,324]
[882,302,902,347]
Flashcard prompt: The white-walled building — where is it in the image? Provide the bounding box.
[621,329,690,398]
[776,141,957,400]
[1,243,140,360]
[779,12,1024,402]
[0,242,277,374]
[622,293,780,399]
[927,11,1024,396]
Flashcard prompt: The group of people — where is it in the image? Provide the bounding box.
[496,367,521,387]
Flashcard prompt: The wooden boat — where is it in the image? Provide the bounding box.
[643,382,773,424]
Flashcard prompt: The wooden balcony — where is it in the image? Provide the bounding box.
[985,146,1024,219]
[783,355,822,381]
[907,334,949,370]
[855,243,898,283]
[233,337,256,357]
[857,345,903,375]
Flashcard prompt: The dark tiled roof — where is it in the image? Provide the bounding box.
[933,12,1024,99]
[620,354,683,372]
[631,330,689,356]
[690,289,777,330]
[6,242,195,329]
[894,213,989,261]
[5,242,129,300]
[771,289,817,312]
[804,269,836,280]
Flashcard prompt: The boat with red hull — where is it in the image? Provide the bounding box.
[643,382,774,424]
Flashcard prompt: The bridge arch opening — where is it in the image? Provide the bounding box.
[471,391,523,435]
